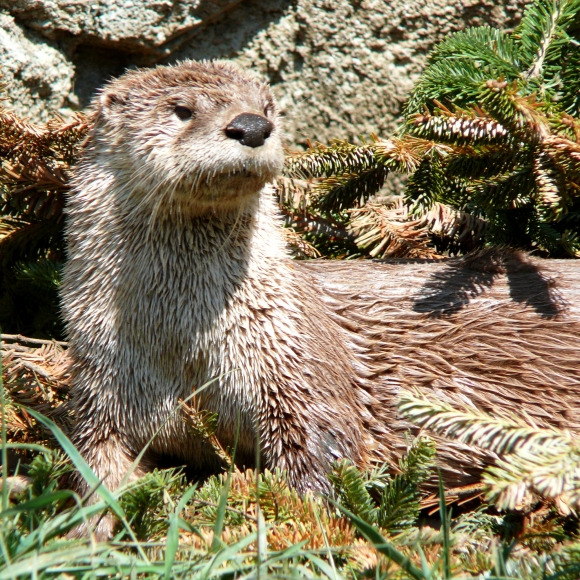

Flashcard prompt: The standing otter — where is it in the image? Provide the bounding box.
[62,60,580,538]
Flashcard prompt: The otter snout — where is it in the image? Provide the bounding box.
[225,113,273,148]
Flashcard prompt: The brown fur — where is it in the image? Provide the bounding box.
[304,250,580,483]
[61,60,580,539]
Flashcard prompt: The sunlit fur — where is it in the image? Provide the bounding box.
[63,61,383,538]
[62,60,580,539]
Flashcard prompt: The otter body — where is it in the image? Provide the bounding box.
[62,61,580,538]
[63,61,385,537]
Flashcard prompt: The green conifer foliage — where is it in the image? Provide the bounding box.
[286,0,580,258]
[0,111,90,337]
[404,0,580,256]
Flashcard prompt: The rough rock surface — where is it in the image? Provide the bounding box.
[0,0,244,52]
[1,0,526,144]
[0,12,75,122]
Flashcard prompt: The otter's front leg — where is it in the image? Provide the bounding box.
[68,412,147,540]
[256,392,369,495]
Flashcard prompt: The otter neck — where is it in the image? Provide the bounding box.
[136,190,291,279]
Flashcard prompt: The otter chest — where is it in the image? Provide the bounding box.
[117,232,261,450]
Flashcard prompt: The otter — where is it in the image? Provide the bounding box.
[62,60,580,538]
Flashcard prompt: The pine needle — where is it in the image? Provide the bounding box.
[398,389,580,513]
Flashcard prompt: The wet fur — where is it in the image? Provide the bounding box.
[62,60,580,538]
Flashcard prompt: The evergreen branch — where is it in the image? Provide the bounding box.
[274,175,314,211]
[533,149,569,217]
[285,136,428,183]
[410,112,509,146]
[349,198,487,258]
[348,202,442,259]
[544,133,580,181]
[330,440,435,536]
[404,147,449,212]
[373,136,430,174]
[398,390,580,512]
[179,400,232,468]
[403,26,521,115]
[485,443,580,512]
[400,0,580,256]
[280,227,321,259]
[517,0,580,80]
[558,40,580,114]
[377,438,436,534]
[479,79,551,140]
[280,207,353,243]
[14,259,61,291]
[397,390,574,457]
[0,110,89,336]
[422,200,488,250]
[525,0,566,79]
[311,167,389,212]
[445,148,529,181]
[0,110,89,171]
[0,111,89,223]
[426,26,521,72]
[0,218,62,269]
[377,475,423,534]
[284,140,378,179]
[0,109,44,152]
[471,165,536,211]
[329,460,378,524]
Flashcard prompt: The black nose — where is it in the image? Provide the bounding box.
[225,113,273,148]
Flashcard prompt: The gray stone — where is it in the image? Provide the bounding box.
[0,12,75,122]
[0,0,243,53]
[0,0,526,146]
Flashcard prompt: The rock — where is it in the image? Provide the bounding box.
[0,0,243,53]
[0,12,75,122]
[0,0,525,144]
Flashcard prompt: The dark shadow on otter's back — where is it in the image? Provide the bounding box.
[503,251,563,318]
[412,248,562,318]
[411,254,500,317]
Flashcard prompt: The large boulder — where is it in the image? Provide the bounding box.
[0,0,525,144]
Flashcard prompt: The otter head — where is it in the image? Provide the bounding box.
[91,60,285,215]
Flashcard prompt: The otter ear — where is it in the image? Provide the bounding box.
[99,90,126,116]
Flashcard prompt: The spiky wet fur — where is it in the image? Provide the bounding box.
[62,60,580,539]
[62,61,389,538]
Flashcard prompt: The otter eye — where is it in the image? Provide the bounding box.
[263,103,274,117]
[174,105,193,120]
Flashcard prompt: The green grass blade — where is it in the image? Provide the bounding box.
[302,552,344,579]
[314,507,339,579]
[0,544,111,580]
[416,544,433,580]
[164,484,198,580]
[334,502,426,580]
[210,469,232,553]
[256,507,267,579]
[26,408,125,521]
[200,532,259,578]
[0,490,74,517]
[438,472,451,579]
[5,442,58,454]
[1,351,8,514]
[24,408,150,561]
